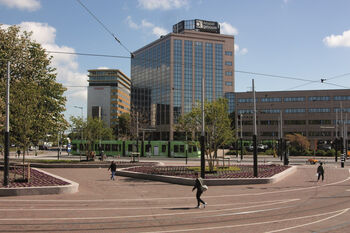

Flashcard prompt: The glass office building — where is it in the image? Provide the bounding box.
[131,19,235,140]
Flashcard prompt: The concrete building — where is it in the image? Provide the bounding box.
[87,69,131,127]
[131,19,235,140]
[232,89,350,143]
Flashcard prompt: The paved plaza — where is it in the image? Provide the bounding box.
[1,160,350,232]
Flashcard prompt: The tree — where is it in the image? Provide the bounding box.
[70,116,113,154]
[0,25,68,158]
[285,133,310,155]
[177,98,235,171]
[113,113,131,140]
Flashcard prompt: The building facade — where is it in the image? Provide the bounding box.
[233,89,350,143]
[131,19,235,140]
[87,69,131,127]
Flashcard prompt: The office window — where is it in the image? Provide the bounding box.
[261,97,281,102]
[225,51,233,56]
[334,96,350,101]
[225,61,232,66]
[309,108,330,113]
[308,96,330,101]
[285,108,305,113]
[225,81,232,86]
[284,97,305,102]
[225,71,233,76]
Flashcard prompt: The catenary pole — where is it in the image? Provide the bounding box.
[200,74,205,178]
[252,79,258,177]
[3,62,10,186]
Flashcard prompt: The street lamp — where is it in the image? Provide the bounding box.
[74,106,83,161]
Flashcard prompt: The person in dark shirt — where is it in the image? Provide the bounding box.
[192,172,207,208]
[317,162,324,181]
[108,161,117,180]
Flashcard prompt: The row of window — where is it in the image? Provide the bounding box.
[238,96,350,103]
[242,131,350,137]
[238,108,350,114]
[240,119,350,125]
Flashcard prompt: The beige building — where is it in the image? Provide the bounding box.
[233,89,350,143]
[131,19,235,140]
[87,69,131,127]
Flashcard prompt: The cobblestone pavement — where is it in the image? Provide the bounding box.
[0,163,350,232]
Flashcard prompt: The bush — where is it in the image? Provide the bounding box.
[315,150,326,156]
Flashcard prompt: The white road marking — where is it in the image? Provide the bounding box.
[265,208,349,233]
[1,169,348,203]
[0,199,298,211]
[0,199,298,221]
[139,208,349,233]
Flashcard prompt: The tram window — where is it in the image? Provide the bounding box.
[193,146,197,152]
[72,144,77,150]
[105,144,111,151]
[146,144,151,152]
[118,144,122,151]
[95,144,99,151]
[128,144,133,151]
[162,145,166,153]
[112,144,118,151]
[100,144,105,151]
[79,144,83,150]
[180,145,185,153]
[189,146,192,153]
[174,145,179,153]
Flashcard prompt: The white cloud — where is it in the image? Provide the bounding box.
[220,22,238,36]
[234,43,248,55]
[0,0,40,11]
[125,16,168,37]
[152,27,168,37]
[323,29,350,48]
[5,22,88,105]
[97,66,109,69]
[141,19,154,28]
[240,48,248,55]
[138,0,189,10]
[126,16,139,29]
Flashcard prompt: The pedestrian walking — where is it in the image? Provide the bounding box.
[192,172,207,208]
[17,149,21,158]
[317,162,324,181]
[108,161,117,180]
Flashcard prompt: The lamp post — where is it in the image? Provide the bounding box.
[74,106,83,161]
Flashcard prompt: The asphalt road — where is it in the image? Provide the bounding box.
[0,162,350,232]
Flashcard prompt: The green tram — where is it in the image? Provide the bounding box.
[71,140,200,158]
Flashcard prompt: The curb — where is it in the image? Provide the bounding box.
[116,166,296,186]
[0,168,79,197]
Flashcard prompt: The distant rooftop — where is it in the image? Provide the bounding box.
[172,19,220,34]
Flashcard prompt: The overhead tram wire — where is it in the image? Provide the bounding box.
[46,50,130,59]
[45,50,350,89]
[76,0,133,56]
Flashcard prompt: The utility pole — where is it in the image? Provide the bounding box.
[3,62,10,186]
[252,79,258,177]
[200,75,205,178]
[240,113,243,160]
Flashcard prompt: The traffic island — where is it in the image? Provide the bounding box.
[116,164,296,186]
[0,168,79,196]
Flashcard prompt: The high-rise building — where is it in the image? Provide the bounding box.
[131,19,235,140]
[87,69,131,127]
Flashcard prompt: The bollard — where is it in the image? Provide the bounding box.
[341,154,345,168]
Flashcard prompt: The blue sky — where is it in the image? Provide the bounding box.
[1,0,350,121]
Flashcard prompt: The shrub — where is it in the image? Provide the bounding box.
[315,150,326,156]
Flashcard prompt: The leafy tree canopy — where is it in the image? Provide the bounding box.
[0,25,68,150]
